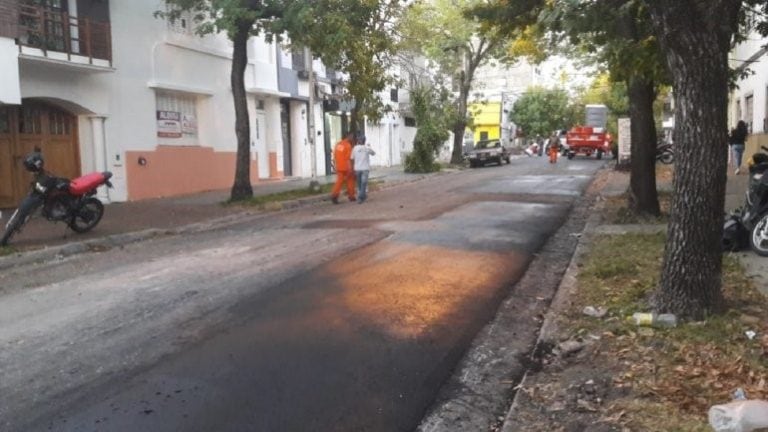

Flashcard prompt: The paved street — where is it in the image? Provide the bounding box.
[0,157,600,432]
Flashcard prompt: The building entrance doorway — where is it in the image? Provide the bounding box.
[0,101,80,208]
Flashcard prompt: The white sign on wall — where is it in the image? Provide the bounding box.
[157,111,182,138]
[618,117,631,163]
[182,114,197,135]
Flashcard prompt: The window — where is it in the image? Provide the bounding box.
[167,9,195,34]
[764,87,768,132]
[0,108,9,134]
[404,117,416,127]
[390,88,399,102]
[480,131,489,141]
[19,106,42,135]
[745,94,754,133]
[156,91,198,143]
[48,109,71,135]
[292,49,306,71]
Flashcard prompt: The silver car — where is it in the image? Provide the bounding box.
[467,140,511,168]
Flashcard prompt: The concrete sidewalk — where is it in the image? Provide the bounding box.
[0,165,426,253]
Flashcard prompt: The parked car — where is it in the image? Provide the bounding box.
[467,140,511,167]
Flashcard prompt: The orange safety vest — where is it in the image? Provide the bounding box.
[334,138,353,172]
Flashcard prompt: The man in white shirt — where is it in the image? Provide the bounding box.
[351,134,376,203]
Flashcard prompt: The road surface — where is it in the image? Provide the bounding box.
[0,157,600,432]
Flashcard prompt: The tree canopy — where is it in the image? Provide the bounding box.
[511,87,579,138]
[281,0,404,129]
[400,0,516,163]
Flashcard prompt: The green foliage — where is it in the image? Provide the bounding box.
[574,73,629,138]
[400,0,517,161]
[405,85,451,173]
[154,0,293,40]
[283,0,403,128]
[511,87,579,137]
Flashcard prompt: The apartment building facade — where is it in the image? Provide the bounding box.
[729,17,768,156]
[0,0,418,206]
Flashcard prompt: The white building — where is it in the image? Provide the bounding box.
[729,16,768,155]
[0,0,417,206]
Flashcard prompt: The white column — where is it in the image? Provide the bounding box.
[90,116,110,202]
[0,38,21,104]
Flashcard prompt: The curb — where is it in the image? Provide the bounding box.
[416,168,602,432]
[500,197,605,432]
[0,173,438,270]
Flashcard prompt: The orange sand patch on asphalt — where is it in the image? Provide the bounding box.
[328,243,529,339]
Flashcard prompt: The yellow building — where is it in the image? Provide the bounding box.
[468,102,502,143]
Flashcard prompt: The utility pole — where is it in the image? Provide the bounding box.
[306,46,320,192]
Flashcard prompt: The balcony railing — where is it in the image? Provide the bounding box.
[18,4,112,66]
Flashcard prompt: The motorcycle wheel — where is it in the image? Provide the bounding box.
[596,150,604,160]
[0,197,41,246]
[68,198,104,233]
[750,213,768,256]
[659,151,674,164]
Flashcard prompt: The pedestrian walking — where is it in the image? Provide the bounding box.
[536,135,544,157]
[351,134,376,203]
[330,131,356,204]
[730,120,749,175]
[548,133,560,164]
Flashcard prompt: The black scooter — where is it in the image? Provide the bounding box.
[723,146,768,255]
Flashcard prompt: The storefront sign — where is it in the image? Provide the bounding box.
[157,110,182,138]
[618,117,631,163]
[182,113,197,135]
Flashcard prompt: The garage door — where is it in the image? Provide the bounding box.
[0,102,80,209]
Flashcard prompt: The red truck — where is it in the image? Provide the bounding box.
[565,104,612,160]
[565,126,612,160]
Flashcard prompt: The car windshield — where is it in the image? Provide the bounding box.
[475,141,500,149]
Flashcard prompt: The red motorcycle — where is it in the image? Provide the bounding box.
[1,152,112,246]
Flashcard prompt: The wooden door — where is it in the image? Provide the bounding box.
[0,107,16,208]
[0,101,80,209]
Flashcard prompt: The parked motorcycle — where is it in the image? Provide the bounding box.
[656,142,674,164]
[1,152,112,246]
[723,146,768,255]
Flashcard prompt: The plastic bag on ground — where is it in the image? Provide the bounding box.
[709,400,768,432]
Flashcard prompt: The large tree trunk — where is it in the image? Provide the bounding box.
[627,76,660,216]
[646,1,741,319]
[451,78,469,164]
[229,22,253,201]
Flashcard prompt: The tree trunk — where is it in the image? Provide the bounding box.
[646,1,741,319]
[451,77,469,164]
[229,22,253,201]
[627,76,660,216]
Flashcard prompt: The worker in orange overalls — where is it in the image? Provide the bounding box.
[330,131,357,204]
[548,133,560,164]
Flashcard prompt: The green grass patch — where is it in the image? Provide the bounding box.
[227,180,385,209]
[232,184,333,208]
[568,232,768,430]
[602,191,672,225]
[0,246,14,257]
